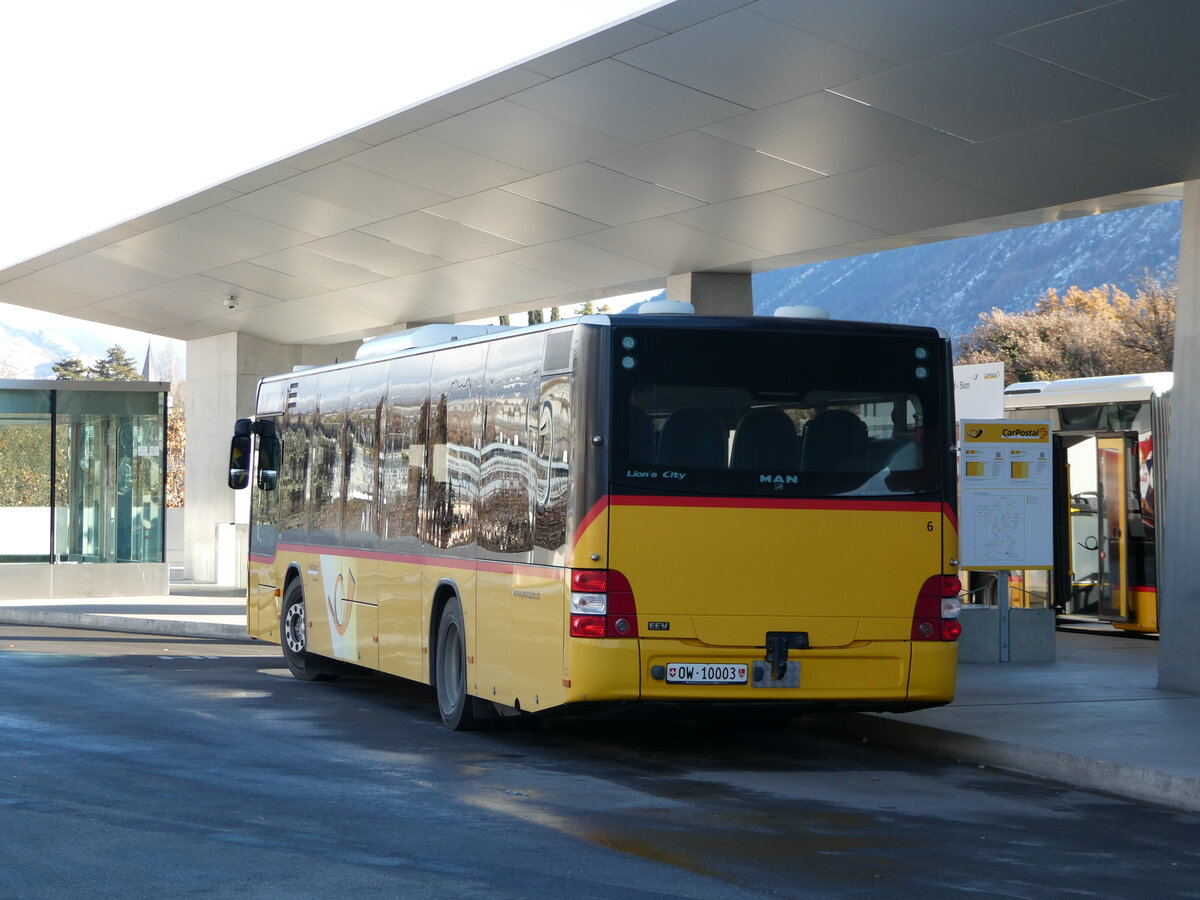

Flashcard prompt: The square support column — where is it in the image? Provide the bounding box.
[666,272,753,316]
[184,332,360,585]
[1160,181,1200,691]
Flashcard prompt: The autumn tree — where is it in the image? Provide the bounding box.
[956,268,1176,384]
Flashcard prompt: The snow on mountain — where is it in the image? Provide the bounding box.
[751,201,1181,341]
[0,303,183,379]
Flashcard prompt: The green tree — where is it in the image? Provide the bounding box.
[549,306,561,321]
[52,345,146,382]
[527,309,544,325]
[52,358,89,380]
[91,345,144,381]
[497,314,510,326]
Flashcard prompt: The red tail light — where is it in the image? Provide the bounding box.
[569,568,638,638]
[912,574,962,642]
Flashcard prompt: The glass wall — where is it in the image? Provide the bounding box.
[0,383,166,565]
[0,390,54,562]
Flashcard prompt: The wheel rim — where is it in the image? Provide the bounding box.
[284,598,306,655]
[439,620,463,716]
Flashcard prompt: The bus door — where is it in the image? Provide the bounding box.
[1096,434,1139,623]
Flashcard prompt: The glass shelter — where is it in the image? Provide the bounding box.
[0,380,169,598]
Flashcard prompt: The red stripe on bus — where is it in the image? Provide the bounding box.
[611,493,955,519]
[266,543,564,580]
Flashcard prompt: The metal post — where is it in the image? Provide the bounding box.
[997,570,1010,663]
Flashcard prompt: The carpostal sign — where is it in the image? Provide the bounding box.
[959,419,1053,569]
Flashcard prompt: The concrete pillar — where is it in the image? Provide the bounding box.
[1160,181,1200,692]
[184,332,359,585]
[666,272,753,315]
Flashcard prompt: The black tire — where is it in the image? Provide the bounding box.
[281,580,338,682]
[434,597,479,730]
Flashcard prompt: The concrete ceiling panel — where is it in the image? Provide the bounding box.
[836,43,1143,142]
[505,162,704,226]
[997,0,1200,99]
[509,59,749,143]
[749,0,1078,66]
[616,8,893,109]
[226,184,375,237]
[281,161,449,219]
[361,211,523,262]
[429,189,604,245]
[348,133,532,198]
[668,191,887,256]
[594,130,821,203]
[701,91,964,175]
[420,99,631,171]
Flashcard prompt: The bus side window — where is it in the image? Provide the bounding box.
[311,370,350,544]
[479,334,541,556]
[345,362,388,544]
[280,378,316,539]
[535,375,570,551]
[424,345,485,550]
[383,354,432,545]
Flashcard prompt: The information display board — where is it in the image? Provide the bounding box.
[959,420,1053,569]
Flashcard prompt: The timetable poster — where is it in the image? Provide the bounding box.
[959,420,1053,569]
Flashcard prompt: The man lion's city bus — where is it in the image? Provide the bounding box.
[229,310,962,730]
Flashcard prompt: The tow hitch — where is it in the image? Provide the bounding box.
[752,631,808,688]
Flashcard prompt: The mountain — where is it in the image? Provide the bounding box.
[750,201,1181,341]
[622,201,1179,341]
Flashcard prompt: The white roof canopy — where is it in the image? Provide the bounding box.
[1,0,1195,345]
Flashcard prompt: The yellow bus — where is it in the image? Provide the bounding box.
[1004,372,1171,634]
[229,311,962,729]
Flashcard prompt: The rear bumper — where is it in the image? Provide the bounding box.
[563,636,957,706]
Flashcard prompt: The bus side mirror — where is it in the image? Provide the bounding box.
[229,419,252,490]
[257,432,282,492]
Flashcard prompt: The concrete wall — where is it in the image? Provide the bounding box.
[1160,180,1200,692]
[957,606,1056,663]
[0,562,169,598]
[666,272,753,315]
[183,332,358,585]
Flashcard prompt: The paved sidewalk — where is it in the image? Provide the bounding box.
[0,582,247,640]
[0,590,1195,814]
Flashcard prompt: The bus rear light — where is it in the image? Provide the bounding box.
[912,574,963,642]
[570,593,607,615]
[569,568,638,638]
[570,615,608,638]
[571,569,608,592]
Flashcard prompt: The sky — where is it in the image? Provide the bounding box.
[0,0,660,272]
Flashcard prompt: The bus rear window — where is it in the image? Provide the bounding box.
[611,326,945,497]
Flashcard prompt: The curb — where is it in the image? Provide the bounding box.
[0,609,249,642]
[830,712,1200,815]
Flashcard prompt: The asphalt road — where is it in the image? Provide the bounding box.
[2,625,1198,899]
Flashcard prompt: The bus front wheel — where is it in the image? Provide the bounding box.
[281,581,338,682]
[434,597,480,730]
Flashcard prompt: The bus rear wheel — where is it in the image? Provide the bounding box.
[281,580,338,682]
[434,597,480,731]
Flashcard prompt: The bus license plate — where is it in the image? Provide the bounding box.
[666,662,748,684]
